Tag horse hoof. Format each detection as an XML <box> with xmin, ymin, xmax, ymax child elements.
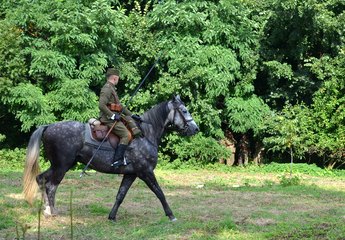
<box><xmin>108</xmin><ymin>217</ymin><xmax>116</xmax><ymax>222</ymax></box>
<box><xmin>43</xmin><ymin>206</ymin><xmax>52</xmax><ymax>217</ymax></box>
<box><xmin>169</xmin><ymin>217</ymin><xmax>177</xmax><ymax>222</ymax></box>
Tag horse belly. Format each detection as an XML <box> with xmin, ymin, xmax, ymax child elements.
<box><xmin>79</xmin><ymin>146</ymin><xmax>116</xmax><ymax>173</ymax></box>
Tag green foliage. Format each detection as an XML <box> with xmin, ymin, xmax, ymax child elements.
<box><xmin>158</xmin><ymin>162</ymin><xmax>345</xmax><ymax>178</ymax></box>
<box><xmin>147</xmin><ymin>0</ymin><xmax>262</xmax><ymax>137</ymax></box>
<box><xmin>278</xmin><ymin>174</ymin><xmax>302</xmax><ymax>186</ymax></box>
<box><xmin>247</xmin><ymin>162</ymin><xmax>344</xmax><ymax>177</ymax></box>
<box><xmin>0</xmin><ymin>0</ymin><xmax>124</xmax><ymax>132</ymax></box>
<box><xmin>225</xmin><ymin>95</ymin><xmax>271</xmax><ymax>134</ymax></box>
<box><xmin>161</xmin><ymin>133</ymin><xmax>232</xmax><ymax>167</ymax></box>
<box><xmin>6</xmin><ymin>83</ymin><xmax>56</xmax><ymax>131</ymax></box>
<box><xmin>0</xmin><ymin>148</ymin><xmax>27</xmax><ymax>170</ymax></box>
<box><xmin>307</xmin><ymin>55</ymin><xmax>345</xmax><ymax>162</ymax></box>
<box><xmin>263</xmin><ymin>53</ymin><xmax>345</xmax><ymax>165</ymax></box>
<box><xmin>0</xmin><ymin>148</ymin><xmax>49</xmax><ymax>171</ymax></box>
<box><xmin>257</xmin><ymin>0</ymin><xmax>344</xmax><ymax>107</ymax></box>
<box><xmin>46</xmin><ymin>79</ymin><xmax>98</xmax><ymax>122</ymax></box>
<box><xmin>0</xmin><ymin>0</ymin><xmax>344</xmax><ymax>166</ymax></box>
<box><xmin>264</xmin><ymin>104</ymin><xmax>314</xmax><ymax>159</ymax></box>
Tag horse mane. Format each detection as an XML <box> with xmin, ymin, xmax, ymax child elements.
<box><xmin>141</xmin><ymin>100</ymin><xmax>170</xmax><ymax>131</ymax></box>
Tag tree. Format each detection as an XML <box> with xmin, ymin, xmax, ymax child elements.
<box><xmin>0</xmin><ymin>0</ymin><xmax>126</xmax><ymax>134</ymax></box>
<box><xmin>1</xmin><ymin>0</ymin><xmax>343</xmax><ymax>166</ymax></box>
<box><xmin>142</xmin><ymin>0</ymin><xmax>271</xmax><ymax>163</ymax></box>
<box><xmin>256</xmin><ymin>0</ymin><xmax>344</xmax><ymax>108</ymax></box>
<box><xmin>307</xmin><ymin>55</ymin><xmax>345</xmax><ymax>167</ymax></box>
<box><xmin>264</xmin><ymin>104</ymin><xmax>314</xmax><ymax>166</ymax></box>
<box><xmin>255</xmin><ymin>0</ymin><xmax>345</xmax><ymax>166</ymax></box>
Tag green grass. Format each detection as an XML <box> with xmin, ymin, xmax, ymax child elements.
<box><xmin>0</xmin><ymin>167</ymin><xmax>345</xmax><ymax>239</ymax></box>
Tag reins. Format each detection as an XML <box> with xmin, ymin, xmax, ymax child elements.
<box><xmin>171</xmin><ymin>104</ymin><xmax>194</xmax><ymax>134</ymax></box>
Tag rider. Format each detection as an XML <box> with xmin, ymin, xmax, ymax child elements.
<box><xmin>99</xmin><ymin>68</ymin><xmax>142</xmax><ymax>168</ymax></box>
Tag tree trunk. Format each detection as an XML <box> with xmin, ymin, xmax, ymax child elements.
<box><xmin>239</xmin><ymin>134</ymin><xmax>249</xmax><ymax>166</ymax></box>
<box><xmin>290</xmin><ymin>146</ymin><xmax>293</xmax><ymax>177</ymax></box>
<box><xmin>253</xmin><ymin>141</ymin><xmax>264</xmax><ymax>165</ymax></box>
<box><xmin>327</xmin><ymin>160</ymin><xmax>336</xmax><ymax>169</ymax></box>
<box><xmin>227</xmin><ymin>145</ymin><xmax>236</xmax><ymax>166</ymax></box>
<box><xmin>219</xmin><ymin>130</ymin><xmax>236</xmax><ymax>166</ymax></box>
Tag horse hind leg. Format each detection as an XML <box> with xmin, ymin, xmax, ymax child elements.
<box><xmin>36</xmin><ymin>167</ymin><xmax>67</xmax><ymax>216</ymax></box>
<box><xmin>36</xmin><ymin>168</ymin><xmax>56</xmax><ymax>216</ymax></box>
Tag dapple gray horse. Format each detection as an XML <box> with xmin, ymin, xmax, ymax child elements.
<box><xmin>23</xmin><ymin>95</ymin><xmax>199</xmax><ymax>221</ymax></box>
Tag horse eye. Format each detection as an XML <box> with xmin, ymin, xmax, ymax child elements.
<box><xmin>182</xmin><ymin>109</ymin><xmax>187</xmax><ymax>114</ymax></box>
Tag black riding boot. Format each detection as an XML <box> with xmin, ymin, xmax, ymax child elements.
<box><xmin>111</xmin><ymin>144</ymin><xmax>130</xmax><ymax>168</ymax></box>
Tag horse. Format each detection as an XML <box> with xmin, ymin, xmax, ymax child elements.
<box><xmin>23</xmin><ymin>95</ymin><xmax>199</xmax><ymax>222</ymax></box>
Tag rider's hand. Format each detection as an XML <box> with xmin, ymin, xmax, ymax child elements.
<box><xmin>131</xmin><ymin>114</ymin><xmax>142</xmax><ymax>122</ymax></box>
<box><xmin>110</xmin><ymin>113</ymin><xmax>121</xmax><ymax>121</ymax></box>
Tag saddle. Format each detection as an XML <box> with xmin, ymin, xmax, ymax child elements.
<box><xmin>86</xmin><ymin>118</ymin><xmax>140</xmax><ymax>150</ymax></box>
<box><xmin>86</xmin><ymin>118</ymin><xmax>121</xmax><ymax>149</ymax></box>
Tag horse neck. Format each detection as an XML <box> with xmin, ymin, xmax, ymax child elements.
<box><xmin>141</xmin><ymin>101</ymin><xmax>170</xmax><ymax>145</ymax></box>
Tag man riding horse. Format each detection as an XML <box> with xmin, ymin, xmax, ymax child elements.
<box><xmin>98</xmin><ymin>68</ymin><xmax>142</xmax><ymax>168</ymax></box>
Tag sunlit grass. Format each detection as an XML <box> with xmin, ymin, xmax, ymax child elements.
<box><xmin>1</xmin><ymin>168</ymin><xmax>344</xmax><ymax>239</ymax></box>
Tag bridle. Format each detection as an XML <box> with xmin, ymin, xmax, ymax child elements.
<box><xmin>171</xmin><ymin>103</ymin><xmax>194</xmax><ymax>134</ymax></box>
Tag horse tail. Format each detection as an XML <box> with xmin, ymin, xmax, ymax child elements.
<box><xmin>23</xmin><ymin>125</ymin><xmax>48</xmax><ymax>205</ymax></box>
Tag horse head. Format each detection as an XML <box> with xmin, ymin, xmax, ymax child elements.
<box><xmin>167</xmin><ymin>95</ymin><xmax>199</xmax><ymax>136</ymax></box>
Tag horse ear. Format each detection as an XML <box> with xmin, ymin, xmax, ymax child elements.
<box><xmin>172</xmin><ymin>94</ymin><xmax>181</xmax><ymax>102</ymax></box>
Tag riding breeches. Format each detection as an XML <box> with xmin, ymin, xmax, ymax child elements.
<box><xmin>105</xmin><ymin>121</ymin><xmax>131</xmax><ymax>145</ymax></box>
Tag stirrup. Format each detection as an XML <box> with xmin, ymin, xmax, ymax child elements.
<box><xmin>111</xmin><ymin>161</ymin><xmax>122</xmax><ymax>168</ymax></box>
<box><xmin>111</xmin><ymin>157</ymin><xmax>131</xmax><ymax>168</ymax></box>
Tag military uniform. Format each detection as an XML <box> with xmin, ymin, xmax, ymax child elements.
<box><xmin>98</xmin><ymin>81</ymin><xmax>132</xmax><ymax>145</ymax></box>
<box><xmin>98</xmin><ymin>68</ymin><xmax>142</xmax><ymax>168</ymax></box>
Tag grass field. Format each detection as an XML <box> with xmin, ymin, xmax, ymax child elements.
<box><xmin>1</xmin><ymin>167</ymin><xmax>345</xmax><ymax>239</ymax></box>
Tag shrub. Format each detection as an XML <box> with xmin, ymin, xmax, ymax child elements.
<box><xmin>0</xmin><ymin>148</ymin><xmax>49</xmax><ymax>171</ymax></box>
<box><xmin>279</xmin><ymin>174</ymin><xmax>302</xmax><ymax>186</ymax></box>
<box><xmin>0</xmin><ymin>148</ymin><xmax>26</xmax><ymax>171</ymax></box>
<box><xmin>162</xmin><ymin>133</ymin><xmax>232</xmax><ymax>166</ymax></box>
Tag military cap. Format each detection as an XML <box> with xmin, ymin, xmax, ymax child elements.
<box><xmin>106</xmin><ymin>68</ymin><xmax>120</xmax><ymax>77</ymax></box>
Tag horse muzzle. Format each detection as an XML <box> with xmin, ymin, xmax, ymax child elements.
<box><xmin>181</xmin><ymin>122</ymin><xmax>199</xmax><ymax>136</ymax></box>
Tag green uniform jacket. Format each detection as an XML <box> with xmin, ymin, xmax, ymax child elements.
<box><xmin>98</xmin><ymin>81</ymin><xmax>132</xmax><ymax>123</ymax></box>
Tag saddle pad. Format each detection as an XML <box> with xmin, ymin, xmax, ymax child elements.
<box><xmin>84</xmin><ymin>124</ymin><xmax>114</xmax><ymax>151</ymax></box>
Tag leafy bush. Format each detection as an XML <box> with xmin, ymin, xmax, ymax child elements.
<box><xmin>161</xmin><ymin>133</ymin><xmax>232</xmax><ymax>167</ymax></box>
<box><xmin>0</xmin><ymin>148</ymin><xmax>26</xmax><ymax>171</ymax></box>
<box><xmin>279</xmin><ymin>174</ymin><xmax>302</xmax><ymax>186</ymax></box>
<box><xmin>158</xmin><ymin>161</ymin><xmax>345</xmax><ymax>178</ymax></box>
<box><xmin>0</xmin><ymin>148</ymin><xmax>49</xmax><ymax>171</ymax></box>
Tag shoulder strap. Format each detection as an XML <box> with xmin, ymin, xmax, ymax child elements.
<box><xmin>109</xmin><ymin>85</ymin><xmax>120</xmax><ymax>104</ymax></box>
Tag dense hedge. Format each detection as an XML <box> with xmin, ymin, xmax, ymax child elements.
<box><xmin>0</xmin><ymin>0</ymin><xmax>344</xmax><ymax>167</ymax></box>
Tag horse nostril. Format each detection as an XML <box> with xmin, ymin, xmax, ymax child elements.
<box><xmin>195</xmin><ymin>127</ymin><xmax>199</xmax><ymax>132</ymax></box>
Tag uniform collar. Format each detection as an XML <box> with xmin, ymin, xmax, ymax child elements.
<box><xmin>107</xmin><ymin>81</ymin><xmax>116</xmax><ymax>88</ymax></box>
<box><xmin>107</xmin><ymin>81</ymin><xmax>115</xmax><ymax>87</ymax></box>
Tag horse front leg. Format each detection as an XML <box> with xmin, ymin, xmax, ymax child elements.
<box><xmin>139</xmin><ymin>171</ymin><xmax>176</xmax><ymax>221</ymax></box>
<box><xmin>108</xmin><ymin>174</ymin><xmax>136</xmax><ymax>221</ymax></box>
